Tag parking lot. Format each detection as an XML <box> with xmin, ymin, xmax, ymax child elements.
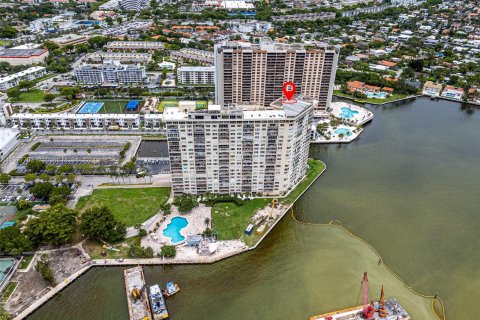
<box><xmin>137</xmin><ymin>159</ymin><xmax>170</xmax><ymax>175</ymax></box>
<box><xmin>2</xmin><ymin>135</ymin><xmax>141</xmax><ymax>173</ymax></box>
<box><xmin>0</xmin><ymin>184</ymin><xmax>30</xmax><ymax>197</ymax></box>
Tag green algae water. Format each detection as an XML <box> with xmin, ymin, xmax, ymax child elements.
<box><xmin>28</xmin><ymin>98</ymin><xmax>480</xmax><ymax>320</ymax></box>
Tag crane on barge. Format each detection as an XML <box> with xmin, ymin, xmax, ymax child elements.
<box><xmin>362</xmin><ymin>272</ymin><xmax>375</xmax><ymax>319</ymax></box>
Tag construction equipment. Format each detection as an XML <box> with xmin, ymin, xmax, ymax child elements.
<box><xmin>269</xmin><ymin>199</ymin><xmax>277</xmax><ymax>220</ymax></box>
<box><xmin>378</xmin><ymin>285</ymin><xmax>388</xmax><ymax>317</ymax></box>
<box><xmin>362</xmin><ymin>272</ymin><xmax>375</xmax><ymax>319</ymax></box>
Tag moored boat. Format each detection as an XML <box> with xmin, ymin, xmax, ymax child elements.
<box><xmin>149</xmin><ymin>284</ymin><xmax>169</xmax><ymax>319</ymax></box>
<box><xmin>163</xmin><ymin>282</ymin><xmax>180</xmax><ymax>297</ymax></box>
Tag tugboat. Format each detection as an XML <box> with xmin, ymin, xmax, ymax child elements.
<box><xmin>149</xmin><ymin>284</ymin><xmax>169</xmax><ymax>319</ymax></box>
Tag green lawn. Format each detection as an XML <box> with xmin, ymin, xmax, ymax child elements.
<box><xmin>10</xmin><ymin>89</ymin><xmax>45</xmax><ymax>102</ymax></box>
<box><xmin>18</xmin><ymin>255</ymin><xmax>34</xmax><ymax>269</ymax></box>
<box><xmin>1</xmin><ymin>282</ymin><xmax>17</xmax><ymax>302</ymax></box>
<box><xmin>333</xmin><ymin>90</ymin><xmax>408</xmax><ymax>104</ymax></box>
<box><xmin>76</xmin><ymin>187</ymin><xmax>171</xmax><ymax>227</ymax></box>
<box><xmin>83</xmin><ymin>237</ymin><xmax>139</xmax><ymax>259</ymax></box>
<box><xmin>282</xmin><ymin>159</ymin><xmax>326</xmax><ymax>205</ymax></box>
<box><xmin>212</xmin><ymin>198</ymin><xmax>271</xmax><ymax>240</ymax></box>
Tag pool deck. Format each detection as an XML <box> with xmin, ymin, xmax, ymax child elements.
<box><xmin>141</xmin><ymin>204</ymin><xmax>212</xmax><ymax>247</ymax></box>
<box><xmin>328</xmin><ymin>101</ymin><xmax>373</xmax><ymax>126</ymax></box>
<box><xmin>312</xmin><ymin>120</ymin><xmax>363</xmax><ymax>144</ymax></box>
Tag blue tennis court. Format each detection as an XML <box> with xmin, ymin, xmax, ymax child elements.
<box><xmin>78</xmin><ymin>102</ymin><xmax>104</xmax><ymax>114</ymax></box>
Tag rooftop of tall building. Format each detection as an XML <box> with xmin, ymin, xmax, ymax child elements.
<box><xmin>215</xmin><ymin>41</ymin><xmax>338</xmax><ymax>52</ymax></box>
<box><xmin>163</xmin><ymin>96</ymin><xmax>315</xmax><ymax>121</ymax></box>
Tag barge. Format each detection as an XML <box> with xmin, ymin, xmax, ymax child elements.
<box><xmin>124</xmin><ymin>266</ymin><xmax>152</xmax><ymax>320</ymax></box>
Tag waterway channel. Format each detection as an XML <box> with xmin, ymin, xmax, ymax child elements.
<box><xmin>28</xmin><ymin>97</ymin><xmax>480</xmax><ymax>320</ymax></box>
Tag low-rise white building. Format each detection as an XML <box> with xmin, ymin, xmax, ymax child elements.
<box><xmin>86</xmin><ymin>51</ymin><xmax>152</xmax><ymax>64</ymax></box>
<box><xmin>0</xmin><ymin>127</ymin><xmax>20</xmax><ymax>160</ymax></box>
<box><xmin>75</xmin><ymin>60</ymin><xmax>146</xmax><ymax>85</ymax></box>
<box><xmin>0</xmin><ymin>66</ymin><xmax>47</xmax><ymax>91</ymax></box>
<box><xmin>170</xmin><ymin>48</ymin><xmax>214</xmax><ymax>65</ymax></box>
<box><xmin>104</xmin><ymin>41</ymin><xmax>164</xmax><ymax>52</ymax></box>
<box><xmin>0</xmin><ymin>104</ymin><xmax>13</xmax><ymax>126</ymax></box>
<box><xmin>177</xmin><ymin>66</ymin><xmax>215</xmax><ymax>86</ymax></box>
<box><xmin>11</xmin><ymin>113</ymin><xmax>140</xmax><ymax>130</ymax></box>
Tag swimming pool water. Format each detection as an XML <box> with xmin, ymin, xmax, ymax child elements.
<box><xmin>339</xmin><ymin>107</ymin><xmax>359</xmax><ymax>119</ymax></box>
<box><xmin>0</xmin><ymin>258</ymin><xmax>15</xmax><ymax>286</ymax></box>
<box><xmin>367</xmin><ymin>92</ymin><xmax>387</xmax><ymax>99</ymax></box>
<box><xmin>162</xmin><ymin>217</ymin><xmax>188</xmax><ymax>244</ymax></box>
<box><xmin>334</xmin><ymin>128</ymin><xmax>352</xmax><ymax>136</ymax></box>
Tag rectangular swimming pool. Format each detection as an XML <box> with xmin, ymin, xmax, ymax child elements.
<box><xmin>0</xmin><ymin>258</ymin><xmax>15</xmax><ymax>287</ymax></box>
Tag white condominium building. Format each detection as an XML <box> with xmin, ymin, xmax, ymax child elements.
<box><xmin>86</xmin><ymin>51</ymin><xmax>153</xmax><ymax>64</ymax></box>
<box><xmin>104</xmin><ymin>41</ymin><xmax>164</xmax><ymax>52</ymax></box>
<box><xmin>165</xmin><ymin>97</ymin><xmax>315</xmax><ymax>196</ymax></box>
<box><xmin>11</xmin><ymin>113</ymin><xmax>140</xmax><ymax>130</ymax></box>
<box><xmin>0</xmin><ymin>66</ymin><xmax>47</xmax><ymax>91</ymax></box>
<box><xmin>120</xmin><ymin>0</ymin><xmax>148</xmax><ymax>10</ymax></box>
<box><xmin>214</xmin><ymin>41</ymin><xmax>339</xmax><ymax>111</ymax></box>
<box><xmin>75</xmin><ymin>60</ymin><xmax>146</xmax><ymax>85</ymax></box>
<box><xmin>177</xmin><ymin>66</ymin><xmax>215</xmax><ymax>86</ymax></box>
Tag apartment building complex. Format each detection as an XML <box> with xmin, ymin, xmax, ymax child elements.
<box><xmin>214</xmin><ymin>42</ymin><xmax>339</xmax><ymax>111</ymax></box>
<box><xmin>177</xmin><ymin>66</ymin><xmax>215</xmax><ymax>86</ymax></box>
<box><xmin>11</xmin><ymin>113</ymin><xmax>140</xmax><ymax>130</ymax></box>
<box><xmin>104</xmin><ymin>41</ymin><xmax>164</xmax><ymax>52</ymax></box>
<box><xmin>165</xmin><ymin>97</ymin><xmax>315</xmax><ymax>196</ymax></box>
<box><xmin>86</xmin><ymin>51</ymin><xmax>152</xmax><ymax>64</ymax></box>
<box><xmin>0</xmin><ymin>66</ymin><xmax>47</xmax><ymax>91</ymax></box>
<box><xmin>74</xmin><ymin>60</ymin><xmax>146</xmax><ymax>85</ymax></box>
<box><xmin>170</xmin><ymin>48</ymin><xmax>214</xmax><ymax>65</ymax></box>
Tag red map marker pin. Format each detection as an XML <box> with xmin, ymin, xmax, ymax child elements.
<box><xmin>282</xmin><ymin>82</ymin><xmax>296</xmax><ymax>101</ymax></box>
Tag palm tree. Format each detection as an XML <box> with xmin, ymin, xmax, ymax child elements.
<box><xmin>204</xmin><ymin>217</ymin><xmax>210</xmax><ymax>229</ymax></box>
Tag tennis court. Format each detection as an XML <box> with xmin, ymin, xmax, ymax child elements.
<box><xmin>100</xmin><ymin>100</ymin><xmax>129</xmax><ymax>113</ymax></box>
<box><xmin>78</xmin><ymin>102</ymin><xmax>104</xmax><ymax>114</ymax></box>
<box><xmin>157</xmin><ymin>100</ymin><xmax>179</xmax><ymax>112</ymax></box>
<box><xmin>196</xmin><ymin>100</ymin><xmax>208</xmax><ymax>110</ymax></box>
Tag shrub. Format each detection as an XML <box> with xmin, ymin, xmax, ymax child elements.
<box><xmin>128</xmin><ymin>238</ymin><xmax>154</xmax><ymax>258</ymax></box>
<box><xmin>173</xmin><ymin>194</ymin><xmax>198</xmax><ymax>213</ymax></box>
<box><xmin>138</xmin><ymin>228</ymin><xmax>147</xmax><ymax>237</ymax></box>
<box><xmin>31</xmin><ymin>142</ymin><xmax>41</xmax><ymax>151</ymax></box>
<box><xmin>18</xmin><ymin>154</ymin><xmax>29</xmax><ymax>164</ymax></box>
<box><xmin>35</xmin><ymin>254</ymin><xmax>55</xmax><ymax>286</ymax></box>
<box><xmin>203</xmin><ymin>195</ymin><xmax>244</xmax><ymax>207</ymax></box>
<box><xmin>160</xmin><ymin>245</ymin><xmax>176</xmax><ymax>258</ymax></box>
